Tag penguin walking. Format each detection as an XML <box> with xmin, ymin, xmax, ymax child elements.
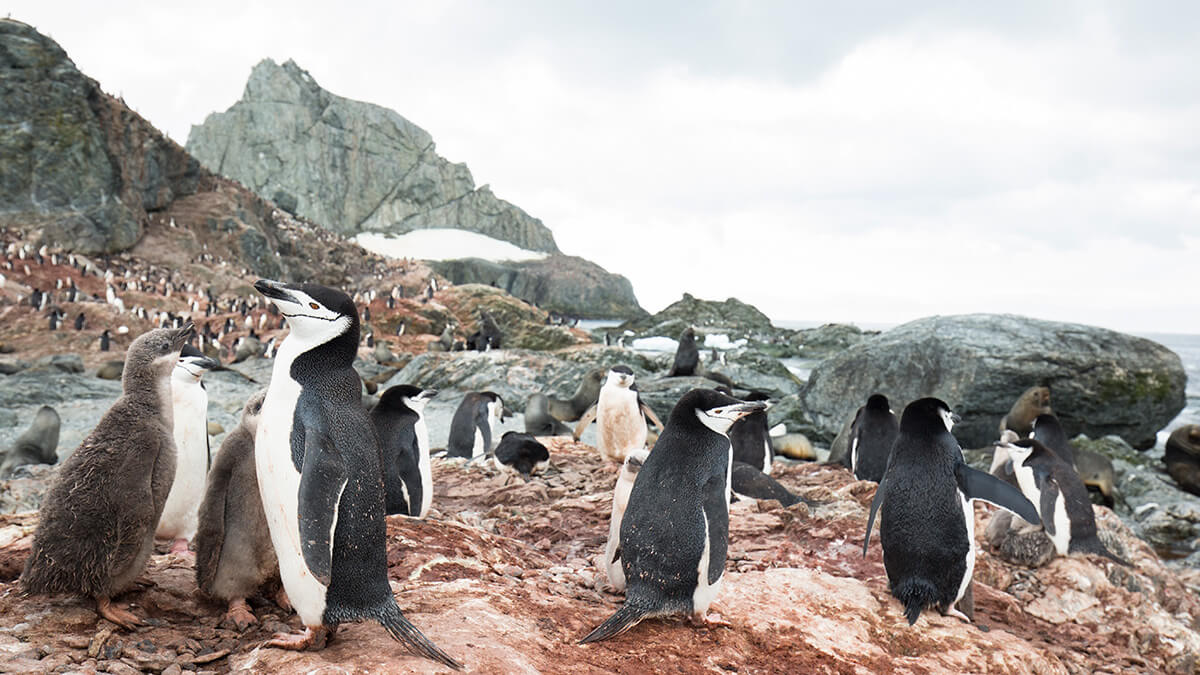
<box><xmin>252</xmin><ymin>280</ymin><xmax>459</xmax><ymax>667</ymax></box>
<box><xmin>369</xmin><ymin>385</ymin><xmax>438</xmax><ymax>518</ymax></box>
<box><xmin>195</xmin><ymin>390</ymin><xmax>288</xmax><ymax>630</ymax></box>
<box><xmin>157</xmin><ymin>345</ymin><xmax>219</xmax><ymax>553</ymax></box>
<box><xmin>581</xmin><ymin>389</ymin><xmax>766</xmax><ymax>643</ymax></box>
<box><xmin>848</xmin><ymin>394</ymin><xmax>900</xmax><ymax>482</ymax></box>
<box><xmin>863</xmin><ymin>398</ymin><xmax>1039</xmax><ymax>625</ymax></box>
<box><xmin>22</xmin><ymin>325</ymin><xmax>194</xmax><ymax>628</ymax></box>
<box><xmin>573</xmin><ymin>366</ymin><xmax>665</xmax><ymax>463</ymax></box>
<box><xmin>603</xmin><ymin>448</ymin><xmax>649</xmax><ymax>592</ymax></box>
<box><xmin>446</xmin><ymin>391</ymin><xmax>506</xmax><ymax>459</ymax></box>
<box><xmin>492</xmin><ymin>432</ymin><xmax>550</xmax><ymax>480</ymax></box>
<box><xmin>1002</xmin><ymin>438</ymin><xmax>1131</xmax><ymax>566</ymax></box>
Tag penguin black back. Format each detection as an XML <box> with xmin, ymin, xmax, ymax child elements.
<box><xmin>850</xmin><ymin>393</ymin><xmax>900</xmax><ymax>483</ymax></box>
<box><xmin>370</xmin><ymin>384</ymin><xmax>437</xmax><ymax>517</ymax></box>
<box><xmin>1030</xmin><ymin>413</ymin><xmax>1075</xmax><ymax>467</ymax></box>
<box><xmin>493</xmin><ymin>431</ymin><xmax>550</xmax><ymax>478</ymax></box>
<box><xmin>729</xmin><ymin>391</ymin><xmax>773</xmax><ymax>474</ymax></box>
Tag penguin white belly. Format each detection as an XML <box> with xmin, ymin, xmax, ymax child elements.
<box><xmin>1049</xmin><ymin>494</ymin><xmax>1071</xmax><ymax>555</ymax></box>
<box><xmin>414</xmin><ymin>416</ymin><xmax>433</xmax><ymax>518</ymax></box>
<box><xmin>256</xmin><ymin>368</ymin><xmax>328</xmax><ymax>627</ymax></box>
<box><xmin>762</xmin><ymin>438</ymin><xmax>772</xmax><ymax>475</ymax></box>
<box><xmin>850</xmin><ymin>437</ymin><xmax>859</xmax><ymax>474</ymax></box>
<box><xmin>472</xmin><ymin>428</ymin><xmax>485</xmax><ymax>458</ymax></box>
<box><xmin>597</xmin><ymin>389</ymin><xmax>645</xmax><ymax>462</ymax></box>
<box><xmin>605</xmin><ymin>467</ymin><xmax>637</xmax><ymax>590</ymax></box>
<box><xmin>157</xmin><ymin>382</ymin><xmax>208</xmax><ymax>540</ymax></box>
<box><xmin>953</xmin><ymin>491</ymin><xmax>976</xmax><ymax>608</ymax></box>
<box><xmin>692</xmin><ymin>443</ymin><xmax>732</xmax><ymax>616</ymax></box>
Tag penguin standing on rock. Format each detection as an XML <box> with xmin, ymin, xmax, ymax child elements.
<box><xmin>22</xmin><ymin>324</ymin><xmax>194</xmax><ymax>628</ymax></box>
<box><xmin>603</xmin><ymin>448</ymin><xmax>650</xmax><ymax>592</ymax></box>
<box><xmin>573</xmin><ymin>366</ymin><xmax>664</xmax><ymax>463</ymax></box>
<box><xmin>252</xmin><ymin>280</ymin><xmax>459</xmax><ymax>668</ymax></box>
<box><xmin>370</xmin><ymin>385</ymin><xmax>438</xmax><ymax>517</ymax></box>
<box><xmin>446</xmin><ymin>391</ymin><xmax>506</xmax><ymax>459</ymax></box>
<box><xmin>157</xmin><ymin>344</ymin><xmax>219</xmax><ymax>553</ymax></box>
<box><xmin>848</xmin><ymin>394</ymin><xmax>900</xmax><ymax>483</ymax></box>
<box><xmin>863</xmin><ymin>398</ymin><xmax>1039</xmax><ymax>625</ymax></box>
<box><xmin>580</xmin><ymin>389</ymin><xmax>766</xmax><ymax>643</ymax></box>
<box><xmin>728</xmin><ymin>391</ymin><xmax>774</xmax><ymax>475</ymax></box>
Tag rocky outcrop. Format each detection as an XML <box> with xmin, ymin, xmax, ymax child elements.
<box><xmin>432</xmin><ymin>284</ymin><xmax>590</xmax><ymax>351</ymax></box>
<box><xmin>186</xmin><ymin>59</ymin><xmax>559</xmax><ymax>253</ymax></box>
<box><xmin>619</xmin><ymin>292</ymin><xmax>775</xmax><ymax>338</ymax></box>
<box><xmin>431</xmin><ymin>255</ymin><xmax>644</xmax><ymax>319</ymax></box>
<box><xmin>802</xmin><ymin>314</ymin><xmax>1186</xmax><ymax>449</ymax></box>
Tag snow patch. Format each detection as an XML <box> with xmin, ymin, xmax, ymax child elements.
<box><xmin>703</xmin><ymin>333</ymin><xmax>747</xmax><ymax>350</ymax></box>
<box><xmin>353</xmin><ymin>229</ymin><xmax>548</xmax><ymax>263</ymax></box>
<box><xmin>631</xmin><ymin>336</ymin><xmax>678</xmax><ymax>353</ymax></box>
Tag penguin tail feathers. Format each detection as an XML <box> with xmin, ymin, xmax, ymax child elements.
<box><xmin>1073</xmin><ymin>537</ymin><xmax>1133</xmax><ymax>568</ymax></box>
<box><xmin>579</xmin><ymin>603</ymin><xmax>648</xmax><ymax>644</ymax></box>
<box><xmin>376</xmin><ymin>603</ymin><xmax>463</xmax><ymax>670</ymax></box>
<box><xmin>893</xmin><ymin>578</ymin><xmax>940</xmax><ymax>626</ymax></box>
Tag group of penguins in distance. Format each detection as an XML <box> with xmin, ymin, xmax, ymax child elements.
<box><xmin>16</xmin><ymin>280</ymin><xmax>1134</xmax><ymax>670</ymax></box>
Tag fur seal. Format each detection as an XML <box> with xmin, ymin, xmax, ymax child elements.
<box><xmin>195</xmin><ymin>390</ymin><xmax>286</xmax><ymax>630</ymax></box>
<box><xmin>1074</xmin><ymin>448</ymin><xmax>1116</xmax><ymax>507</ymax></box>
<box><xmin>22</xmin><ymin>325</ymin><xmax>194</xmax><ymax>629</ymax></box>
<box><xmin>492</xmin><ymin>431</ymin><xmax>550</xmax><ymax>479</ymax></box>
<box><xmin>370</xmin><ymin>385</ymin><xmax>438</xmax><ymax>517</ymax></box>
<box><xmin>848</xmin><ymin>394</ymin><xmax>900</xmax><ymax>482</ymax></box>
<box><xmin>524</xmin><ymin>393</ymin><xmax>573</xmax><ymax>435</ymax></box>
<box><xmin>1165</xmin><ymin>424</ymin><xmax>1200</xmax><ymax>497</ymax></box>
<box><xmin>667</xmin><ymin>326</ymin><xmax>699</xmax><ymax>377</ymax></box>
<box><xmin>0</xmin><ymin>405</ymin><xmax>60</xmax><ymax>478</ymax></box>
<box><xmin>252</xmin><ymin>280</ymin><xmax>459</xmax><ymax>667</ymax></box>
<box><xmin>573</xmin><ymin>366</ymin><xmax>665</xmax><ymax>463</ymax></box>
<box><xmin>157</xmin><ymin>345</ymin><xmax>219</xmax><ymax>552</ymax></box>
<box><xmin>547</xmin><ymin>368</ymin><xmax>605</xmax><ymax>422</ymax></box>
<box><xmin>581</xmin><ymin>390</ymin><xmax>766</xmax><ymax>643</ymax></box>
<box><xmin>999</xmin><ymin>386</ymin><xmax>1052</xmax><ymax>437</ymax></box>
<box><xmin>863</xmin><ymin>398</ymin><xmax>1038</xmax><ymax>625</ymax></box>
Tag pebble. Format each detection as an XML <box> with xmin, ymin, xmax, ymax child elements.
<box><xmin>162</xmin><ymin>664</ymin><xmax>183</xmax><ymax>675</ymax></box>
<box><xmin>101</xmin><ymin>661</ymin><xmax>140</xmax><ymax>675</ymax></box>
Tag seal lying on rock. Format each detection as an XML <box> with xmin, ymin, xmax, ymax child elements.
<box><xmin>0</xmin><ymin>405</ymin><xmax>60</xmax><ymax>478</ymax></box>
<box><xmin>1164</xmin><ymin>425</ymin><xmax>1200</xmax><ymax>497</ymax></box>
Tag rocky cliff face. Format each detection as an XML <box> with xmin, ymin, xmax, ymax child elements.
<box><xmin>186</xmin><ymin>59</ymin><xmax>559</xmax><ymax>253</ymax></box>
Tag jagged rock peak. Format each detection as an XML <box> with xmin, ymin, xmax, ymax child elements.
<box><xmin>187</xmin><ymin>58</ymin><xmax>560</xmax><ymax>254</ymax></box>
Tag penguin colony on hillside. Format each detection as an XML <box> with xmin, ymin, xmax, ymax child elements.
<box><xmin>7</xmin><ymin>265</ymin><xmax>1148</xmax><ymax>668</ymax></box>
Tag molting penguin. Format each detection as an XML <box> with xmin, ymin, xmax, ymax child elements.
<box><xmin>728</xmin><ymin>392</ymin><xmax>774</xmax><ymax>475</ymax></box>
<box><xmin>524</xmin><ymin>393</ymin><xmax>573</xmax><ymax>436</ymax></box>
<box><xmin>999</xmin><ymin>386</ymin><xmax>1052</xmax><ymax>437</ymax></box>
<box><xmin>667</xmin><ymin>326</ymin><xmax>699</xmax><ymax>377</ymax></box>
<box><xmin>849</xmin><ymin>394</ymin><xmax>900</xmax><ymax>483</ymax></box>
<box><xmin>0</xmin><ymin>405</ymin><xmax>60</xmax><ymax>478</ymax></box>
<box><xmin>603</xmin><ymin>448</ymin><xmax>650</xmax><ymax>592</ymax></box>
<box><xmin>581</xmin><ymin>390</ymin><xmax>766</xmax><ymax>643</ymax></box>
<box><xmin>863</xmin><ymin>398</ymin><xmax>1039</xmax><ymax>625</ymax></box>
<box><xmin>446</xmin><ymin>391</ymin><xmax>506</xmax><ymax>459</ymax></box>
<box><xmin>157</xmin><ymin>344</ymin><xmax>219</xmax><ymax>553</ymax></box>
<box><xmin>492</xmin><ymin>431</ymin><xmax>550</xmax><ymax>480</ymax></box>
<box><xmin>1003</xmin><ymin>438</ymin><xmax>1131</xmax><ymax>566</ymax></box>
<box><xmin>22</xmin><ymin>324</ymin><xmax>194</xmax><ymax>629</ymax></box>
<box><xmin>195</xmin><ymin>390</ymin><xmax>286</xmax><ymax>630</ymax></box>
<box><xmin>252</xmin><ymin>280</ymin><xmax>459</xmax><ymax>667</ymax></box>
<box><xmin>369</xmin><ymin>385</ymin><xmax>438</xmax><ymax>517</ymax></box>
<box><xmin>573</xmin><ymin>366</ymin><xmax>665</xmax><ymax>463</ymax></box>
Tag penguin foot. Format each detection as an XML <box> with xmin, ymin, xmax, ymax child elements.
<box><xmin>96</xmin><ymin>596</ymin><xmax>141</xmax><ymax>630</ymax></box>
<box><xmin>689</xmin><ymin>611</ymin><xmax>732</xmax><ymax>629</ymax></box>
<box><xmin>941</xmin><ymin>607</ymin><xmax>972</xmax><ymax>624</ymax></box>
<box><xmin>274</xmin><ymin>587</ymin><xmax>293</xmax><ymax>613</ymax></box>
<box><xmin>169</xmin><ymin>538</ymin><xmax>193</xmax><ymax>556</ymax></box>
<box><xmin>266</xmin><ymin>625</ymin><xmax>330</xmax><ymax>651</ymax></box>
<box><xmin>220</xmin><ymin>599</ymin><xmax>258</xmax><ymax>631</ymax></box>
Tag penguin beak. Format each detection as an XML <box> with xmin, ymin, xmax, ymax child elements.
<box><xmin>421</xmin><ymin>389</ymin><xmax>439</xmax><ymax>400</ymax></box>
<box><xmin>183</xmin><ymin>354</ymin><xmax>220</xmax><ymax>371</ymax></box>
<box><xmin>171</xmin><ymin>323</ymin><xmax>195</xmax><ymax>351</ymax></box>
<box><xmin>707</xmin><ymin>401</ymin><xmax>768</xmax><ymax>421</ymax></box>
<box><xmin>950</xmin><ymin>412</ymin><xmax>962</xmax><ymax>425</ymax></box>
<box><xmin>254</xmin><ymin>279</ymin><xmax>299</xmax><ymax>305</ymax></box>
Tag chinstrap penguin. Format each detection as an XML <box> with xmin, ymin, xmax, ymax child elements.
<box><xmin>728</xmin><ymin>391</ymin><xmax>774</xmax><ymax>475</ymax></box>
<box><xmin>157</xmin><ymin>344</ymin><xmax>219</xmax><ymax>553</ymax></box>
<box><xmin>730</xmin><ymin>461</ymin><xmax>803</xmax><ymax>507</ymax></box>
<box><xmin>863</xmin><ymin>398</ymin><xmax>1039</xmax><ymax>625</ymax></box>
<box><xmin>580</xmin><ymin>389</ymin><xmax>766</xmax><ymax>643</ymax></box>
<box><xmin>370</xmin><ymin>385</ymin><xmax>438</xmax><ymax>517</ymax></box>
<box><xmin>573</xmin><ymin>366</ymin><xmax>664</xmax><ymax>463</ymax></box>
<box><xmin>252</xmin><ymin>279</ymin><xmax>459</xmax><ymax>668</ymax></box>
<box><xmin>849</xmin><ymin>394</ymin><xmax>900</xmax><ymax>483</ymax></box>
<box><xmin>603</xmin><ymin>448</ymin><xmax>650</xmax><ymax>592</ymax></box>
<box><xmin>22</xmin><ymin>324</ymin><xmax>194</xmax><ymax>629</ymax></box>
<box><xmin>446</xmin><ymin>391</ymin><xmax>507</xmax><ymax>459</ymax></box>
<box><xmin>492</xmin><ymin>431</ymin><xmax>550</xmax><ymax>480</ymax></box>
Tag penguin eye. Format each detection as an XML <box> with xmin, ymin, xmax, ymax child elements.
<box><xmin>309</xmin><ymin>302</ymin><xmax>320</xmax><ymax>310</ymax></box>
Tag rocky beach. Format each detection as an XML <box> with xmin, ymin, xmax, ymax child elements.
<box><xmin>1</xmin><ymin>17</ymin><xmax>1198</xmax><ymax>674</ymax></box>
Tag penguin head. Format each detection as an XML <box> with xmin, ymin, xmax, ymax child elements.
<box><xmin>254</xmin><ymin>279</ymin><xmax>357</xmax><ymax>348</ymax></box>
<box><xmin>680</xmin><ymin>388</ymin><xmax>768</xmax><ymax>436</ymax></box>
<box><xmin>125</xmin><ymin>324</ymin><xmax>195</xmax><ymax>385</ymax></box>
<box><xmin>1030</xmin><ymin>413</ymin><xmax>1061</xmax><ymax>436</ymax></box>
<box><xmin>606</xmin><ymin>365</ymin><xmax>635</xmax><ymax>389</ymax></box>
<box><xmin>241</xmin><ymin>389</ymin><xmax>268</xmax><ymax>431</ymax></box>
<box><xmin>380</xmin><ymin>384</ymin><xmax>438</xmax><ymax>412</ymax></box>
<box><xmin>174</xmin><ymin>343</ymin><xmax>219</xmax><ymax>380</ymax></box>
<box><xmin>899</xmin><ymin>397</ymin><xmax>959</xmax><ymax>435</ymax></box>
<box><xmin>480</xmin><ymin>392</ymin><xmax>508</xmax><ymax>420</ymax></box>
<box><xmin>1002</xmin><ymin>438</ymin><xmax>1052</xmax><ymax>467</ymax></box>
<box><xmin>865</xmin><ymin>393</ymin><xmax>890</xmax><ymax>411</ymax></box>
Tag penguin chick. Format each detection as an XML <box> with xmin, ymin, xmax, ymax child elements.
<box><xmin>581</xmin><ymin>390</ymin><xmax>766</xmax><ymax>643</ymax></box>
<box><xmin>21</xmin><ymin>324</ymin><xmax>194</xmax><ymax>629</ymax></box>
<box><xmin>195</xmin><ymin>390</ymin><xmax>284</xmax><ymax>630</ymax></box>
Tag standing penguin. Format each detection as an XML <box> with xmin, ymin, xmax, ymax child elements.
<box><xmin>581</xmin><ymin>390</ymin><xmax>766</xmax><ymax>643</ymax></box>
<box><xmin>728</xmin><ymin>391</ymin><xmax>774</xmax><ymax>475</ymax></box>
<box><xmin>446</xmin><ymin>391</ymin><xmax>506</xmax><ymax>459</ymax></box>
<box><xmin>667</xmin><ymin>326</ymin><xmax>699</xmax><ymax>377</ymax></box>
<box><xmin>369</xmin><ymin>385</ymin><xmax>438</xmax><ymax>517</ymax></box>
<box><xmin>1002</xmin><ymin>438</ymin><xmax>1130</xmax><ymax>566</ymax></box>
<box><xmin>195</xmin><ymin>390</ymin><xmax>286</xmax><ymax>630</ymax></box>
<box><xmin>573</xmin><ymin>366</ymin><xmax>665</xmax><ymax>463</ymax></box>
<box><xmin>157</xmin><ymin>344</ymin><xmax>219</xmax><ymax>553</ymax></box>
<box><xmin>863</xmin><ymin>398</ymin><xmax>1039</xmax><ymax>625</ymax></box>
<box><xmin>22</xmin><ymin>325</ymin><xmax>194</xmax><ymax>628</ymax></box>
<box><xmin>252</xmin><ymin>280</ymin><xmax>459</xmax><ymax>667</ymax></box>
<box><xmin>603</xmin><ymin>448</ymin><xmax>650</xmax><ymax>592</ymax></box>
<box><xmin>849</xmin><ymin>394</ymin><xmax>900</xmax><ymax>483</ymax></box>
<box><xmin>492</xmin><ymin>431</ymin><xmax>550</xmax><ymax>480</ymax></box>
<box><xmin>1030</xmin><ymin>413</ymin><xmax>1075</xmax><ymax>467</ymax></box>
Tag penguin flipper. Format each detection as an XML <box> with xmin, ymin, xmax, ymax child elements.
<box><xmin>863</xmin><ymin>477</ymin><xmax>886</xmax><ymax>557</ymax></box>
<box><xmin>955</xmin><ymin>463</ymin><xmax>1040</xmax><ymax>525</ymax></box>
<box><xmin>1038</xmin><ymin>474</ymin><xmax>1060</xmax><ymax>536</ymax></box>
<box><xmin>639</xmin><ymin>402</ymin><xmax>665</xmax><ymax>433</ymax></box>
<box><xmin>297</xmin><ymin>428</ymin><xmax>348</xmax><ymax>587</ymax></box>
<box><xmin>573</xmin><ymin>404</ymin><xmax>598</xmax><ymax>441</ymax></box>
<box><xmin>579</xmin><ymin>603</ymin><xmax>650</xmax><ymax>644</ymax></box>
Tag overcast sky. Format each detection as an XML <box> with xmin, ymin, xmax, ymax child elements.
<box><xmin>11</xmin><ymin>2</ymin><xmax>1200</xmax><ymax>333</ymax></box>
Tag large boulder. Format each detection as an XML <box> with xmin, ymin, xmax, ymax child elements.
<box><xmin>802</xmin><ymin>314</ymin><xmax>1186</xmax><ymax>449</ymax></box>
<box><xmin>619</xmin><ymin>292</ymin><xmax>775</xmax><ymax>339</ymax></box>
<box><xmin>186</xmin><ymin>59</ymin><xmax>558</xmax><ymax>253</ymax></box>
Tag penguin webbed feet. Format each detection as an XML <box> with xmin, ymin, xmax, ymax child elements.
<box><xmin>220</xmin><ymin>598</ymin><xmax>258</xmax><ymax>631</ymax></box>
<box><xmin>265</xmin><ymin>625</ymin><xmax>332</xmax><ymax>651</ymax></box>
<box><xmin>96</xmin><ymin>595</ymin><xmax>142</xmax><ymax>631</ymax></box>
